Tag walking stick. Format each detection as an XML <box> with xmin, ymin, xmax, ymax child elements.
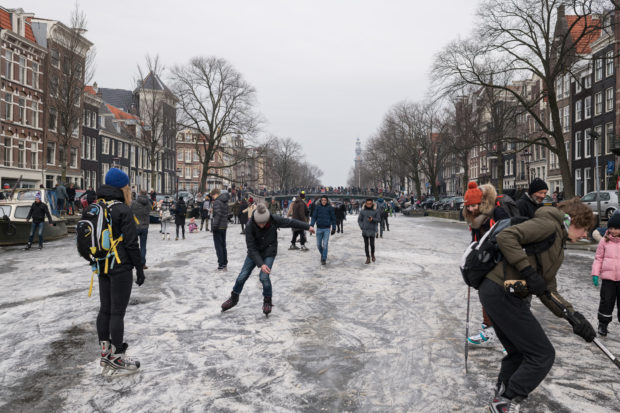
<box><xmin>546</xmin><ymin>292</ymin><xmax>620</xmax><ymax>370</ymax></box>
<box><xmin>465</xmin><ymin>286</ymin><xmax>471</xmax><ymax>374</ymax></box>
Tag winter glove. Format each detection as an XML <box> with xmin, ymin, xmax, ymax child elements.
<box><xmin>519</xmin><ymin>266</ymin><xmax>547</xmax><ymax>296</ymax></box>
<box><xmin>136</xmin><ymin>267</ymin><xmax>145</xmax><ymax>286</ymax></box>
<box><xmin>331</xmin><ymin>228</ymin><xmax>336</xmax><ymax>236</ymax></box>
<box><xmin>568</xmin><ymin>311</ymin><xmax>596</xmax><ymax>342</ymax></box>
<box><xmin>592</xmin><ymin>275</ymin><xmax>599</xmax><ymax>287</ymax></box>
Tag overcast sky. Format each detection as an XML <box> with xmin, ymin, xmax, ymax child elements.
<box><xmin>16</xmin><ymin>0</ymin><xmax>478</xmax><ymax>186</ymax></box>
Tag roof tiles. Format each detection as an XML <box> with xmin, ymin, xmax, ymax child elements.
<box><xmin>106</xmin><ymin>104</ymin><xmax>138</xmax><ymax>121</ymax></box>
<box><xmin>566</xmin><ymin>15</ymin><xmax>601</xmax><ymax>54</ymax></box>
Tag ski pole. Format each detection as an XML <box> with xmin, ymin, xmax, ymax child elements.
<box><xmin>546</xmin><ymin>292</ymin><xmax>620</xmax><ymax>370</ymax></box>
<box><xmin>465</xmin><ymin>286</ymin><xmax>471</xmax><ymax>374</ymax></box>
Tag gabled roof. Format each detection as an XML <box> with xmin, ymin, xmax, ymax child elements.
<box><xmin>135</xmin><ymin>71</ymin><xmax>178</xmax><ymax>102</ymax></box>
<box><xmin>84</xmin><ymin>85</ymin><xmax>97</xmax><ymax>95</ymax></box>
<box><xmin>566</xmin><ymin>15</ymin><xmax>601</xmax><ymax>54</ymax></box>
<box><xmin>106</xmin><ymin>104</ymin><xmax>138</xmax><ymax>121</ymax></box>
<box><xmin>98</xmin><ymin>88</ymin><xmax>136</xmax><ymax>112</ymax></box>
<box><xmin>0</xmin><ymin>8</ymin><xmax>37</xmax><ymax>42</ymax></box>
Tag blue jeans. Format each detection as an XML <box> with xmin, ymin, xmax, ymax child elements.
<box><xmin>28</xmin><ymin>222</ymin><xmax>45</xmax><ymax>246</ymax></box>
<box><xmin>315</xmin><ymin>228</ymin><xmax>331</xmax><ymax>261</ymax></box>
<box><xmin>232</xmin><ymin>256</ymin><xmax>275</xmax><ymax>297</ymax></box>
<box><xmin>136</xmin><ymin>227</ymin><xmax>148</xmax><ymax>266</ymax></box>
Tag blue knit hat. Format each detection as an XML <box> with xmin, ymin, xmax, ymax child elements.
<box><xmin>105</xmin><ymin>168</ymin><xmax>129</xmax><ymax>188</ymax></box>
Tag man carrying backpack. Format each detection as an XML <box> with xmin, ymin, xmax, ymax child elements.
<box><xmin>481</xmin><ymin>198</ymin><xmax>596</xmax><ymax>412</ymax></box>
<box><xmin>93</xmin><ymin>168</ymin><xmax>144</xmax><ymax>375</ymax></box>
<box><xmin>516</xmin><ymin>178</ymin><xmax>548</xmax><ymax>218</ymax></box>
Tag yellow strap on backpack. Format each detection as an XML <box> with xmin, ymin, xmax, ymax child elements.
<box><xmin>88</xmin><ymin>270</ymin><xmax>95</xmax><ymax>297</ymax></box>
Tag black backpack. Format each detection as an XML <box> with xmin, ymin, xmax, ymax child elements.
<box><xmin>495</xmin><ymin>194</ymin><xmax>520</xmax><ymax>218</ymax></box>
<box><xmin>460</xmin><ymin>216</ymin><xmax>556</xmax><ymax>289</ymax></box>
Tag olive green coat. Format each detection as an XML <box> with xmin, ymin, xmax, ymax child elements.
<box><xmin>486</xmin><ymin>207</ymin><xmax>574</xmax><ymax>317</ymax></box>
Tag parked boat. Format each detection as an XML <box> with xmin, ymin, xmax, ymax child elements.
<box><xmin>0</xmin><ymin>189</ymin><xmax>68</xmax><ymax>246</ymax></box>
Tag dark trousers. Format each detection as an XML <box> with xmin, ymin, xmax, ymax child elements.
<box><xmin>337</xmin><ymin>219</ymin><xmax>344</xmax><ymax>233</ymax></box>
<box><xmin>598</xmin><ymin>279</ymin><xmax>620</xmax><ymax>324</ymax></box>
<box><xmin>363</xmin><ymin>235</ymin><xmax>375</xmax><ymax>257</ymax></box>
<box><xmin>384</xmin><ymin>216</ymin><xmax>389</xmax><ymax>230</ymax></box>
<box><xmin>136</xmin><ymin>227</ymin><xmax>148</xmax><ymax>266</ymax></box>
<box><xmin>176</xmin><ymin>224</ymin><xmax>185</xmax><ymax>238</ymax></box>
<box><xmin>240</xmin><ymin>223</ymin><xmax>245</xmax><ymax>233</ymax></box>
<box><xmin>213</xmin><ymin>229</ymin><xmax>228</xmax><ymax>267</ymax></box>
<box><xmin>97</xmin><ymin>269</ymin><xmax>133</xmax><ymax>349</ymax></box>
<box><xmin>478</xmin><ymin>279</ymin><xmax>555</xmax><ymax>399</ymax></box>
<box><xmin>200</xmin><ymin>216</ymin><xmax>209</xmax><ymax>231</ymax></box>
<box><xmin>292</xmin><ymin>229</ymin><xmax>306</xmax><ymax>245</ymax></box>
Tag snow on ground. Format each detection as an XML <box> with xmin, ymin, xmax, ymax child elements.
<box><xmin>0</xmin><ymin>214</ymin><xmax>619</xmax><ymax>412</ymax></box>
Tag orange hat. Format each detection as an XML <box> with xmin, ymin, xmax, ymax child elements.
<box><xmin>464</xmin><ymin>181</ymin><xmax>483</xmax><ymax>206</ymax></box>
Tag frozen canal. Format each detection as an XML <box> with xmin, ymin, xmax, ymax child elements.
<box><xmin>1</xmin><ymin>214</ymin><xmax>619</xmax><ymax>412</ymax></box>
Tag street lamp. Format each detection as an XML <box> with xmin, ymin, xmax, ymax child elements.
<box><xmin>589</xmin><ymin>130</ymin><xmax>602</xmax><ymax>226</ymax></box>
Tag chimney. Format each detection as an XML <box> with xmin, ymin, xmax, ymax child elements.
<box><xmin>93</xmin><ymin>82</ymin><xmax>98</xmax><ymax>93</ymax></box>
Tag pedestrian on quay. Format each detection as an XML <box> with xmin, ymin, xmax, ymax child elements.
<box><xmin>95</xmin><ymin>168</ymin><xmax>144</xmax><ymax>375</ymax></box>
<box><xmin>200</xmin><ymin>194</ymin><xmax>211</xmax><ymax>231</ymax></box>
<box><xmin>173</xmin><ymin>197</ymin><xmax>187</xmax><ymax>240</ymax></box>
<box><xmin>591</xmin><ymin>213</ymin><xmax>620</xmax><ymax>337</ymax></box>
<box><xmin>375</xmin><ymin>197</ymin><xmax>388</xmax><ymax>237</ymax></box>
<box><xmin>24</xmin><ymin>192</ymin><xmax>54</xmax><ymax>250</ymax></box>
<box><xmin>516</xmin><ymin>178</ymin><xmax>548</xmax><ymax>218</ymax></box>
<box><xmin>358</xmin><ymin>198</ymin><xmax>379</xmax><ymax>264</ymax></box>
<box><xmin>482</xmin><ymin>197</ymin><xmax>596</xmax><ymax>412</ymax></box>
<box><xmin>335</xmin><ymin>202</ymin><xmax>346</xmax><ymax>233</ymax></box>
<box><xmin>463</xmin><ymin>182</ymin><xmax>507</xmax><ymax>346</ymax></box>
<box><xmin>211</xmin><ymin>188</ymin><xmax>230</xmax><ymax>271</ymax></box>
<box><xmin>160</xmin><ymin>196</ymin><xmax>173</xmax><ymax>240</ymax></box>
<box><xmin>310</xmin><ymin>195</ymin><xmax>337</xmax><ymax>265</ymax></box>
<box><xmin>85</xmin><ymin>186</ymin><xmax>97</xmax><ymax>205</ymax></box>
<box><xmin>220</xmin><ymin>203</ymin><xmax>315</xmax><ymax>315</ymax></box>
<box><xmin>232</xmin><ymin>199</ymin><xmax>240</xmax><ymax>224</ymax></box>
<box><xmin>238</xmin><ymin>198</ymin><xmax>249</xmax><ymax>234</ymax></box>
<box><xmin>289</xmin><ymin>193</ymin><xmax>310</xmax><ymax>251</ymax></box>
<box><xmin>55</xmin><ymin>181</ymin><xmax>68</xmax><ymax>214</ymax></box>
<box><xmin>67</xmin><ymin>183</ymin><xmax>76</xmax><ymax>215</ymax></box>
<box><xmin>131</xmin><ymin>189</ymin><xmax>152</xmax><ymax>269</ymax></box>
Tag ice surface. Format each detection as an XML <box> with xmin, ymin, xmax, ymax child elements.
<box><xmin>0</xmin><ymin>215</ymin><xmax>618</xmax><ymax>412</ymax></box>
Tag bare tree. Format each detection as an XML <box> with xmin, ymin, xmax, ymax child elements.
<box><xmin>49</xmin><ymin>4</ymin><xmax>93</xmax><ymax>181</ymax></box>
<box><xmin>433</xmin><ymin>0</ymin><xmax>609</xmax><ymax>197</ymax></box>
<box><xmin>172</xmin><ymin>56</ymin><xmax>262</xmax><ymax>192</ymax></box>
<box><xmin>269</xmin><ymin>137</ymin><xmax>303</xmax><ymax>190</ymax></box>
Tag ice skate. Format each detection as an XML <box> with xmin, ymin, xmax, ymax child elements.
<box><xmin>24</xmin><ymin>242</ymin><xmax>31</xmax><ymax>250</ymax></box>
<box><xmin>162</xmin><ymin>234</ymin><xmax>165</xmax><ymax>240</ymax></box>
<box><xmin>598</xmin><ymin>322</ymin><xmax>608</xmax><ymax>337</ymax></box>
<box><xmin>262</xmin><ymin>297</ymin><xmax>272</xmax><ymax>316</ymax></box>
<box><xmin>300</xmin><ymin>245</ymin><xmax>309</xmax><ymax>251</ymax></box>
<box><xmin>221</xmin><ymin>292</ymin><xmax>239</xmax><ymax>312</ymax></box>
<box><xmin>467</xmin><ymin>324</ymin><xmax>496</xmax><ymax>345</ymax></box>
<box><xmin>99</xmin><ymin>340</ymin><xmax>111</xmax><ymax>368</ymax></box>
<box><xmin>487</xmin><ymin>394</ymin><xmax>522</xmax><ymax>413</ymax></box>
<box><xmin>289</xmin><ymin>243</ymin><xmax>299</xmax><ymax>250</ymax></box>
<box><xmin>371</xmin><ymin>255</ymin><xmax>375</xmax><ymax>262</ymax></box>
<box><xmin>101</xmin><ymin>343</ymin><xmax>140</xmax><ymax>376</ymax></box>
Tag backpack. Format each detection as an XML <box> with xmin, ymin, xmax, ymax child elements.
<box><xmin>495</xmin><ymin>194</ymin><xmax>520</xmax><ymax>218</ymax></box>
<box><xmin>76</xmin><ymin>200</ymin><xmax>124</xmax><ymax>295</ymax></box>
<box><xmin>460</xmin><ymin>216</ymin><xmax>556</xmax><ymax>289</ymax></box>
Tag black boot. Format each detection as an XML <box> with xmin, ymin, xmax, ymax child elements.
<box><xmin>24</xmin><ymin>242</ymin><xmax>32</xmax><ymax>250</ymax></box>
<box><xmin>598</xmin><ymin>322</ymin><xmax>608</xmax><ymax>337</ymax></box>
<box><xmin>221</xmin><ymin>292</ymin><xmax>239</xmax><ymax>312</ymax></box>
<box><xmin>262</xmin><ymin>297</ymin><xmax>272</xmax><ymax>315</ymax></box>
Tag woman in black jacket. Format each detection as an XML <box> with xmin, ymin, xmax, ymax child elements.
<box><xmin>173</xmin><ymin>197</ymin><xmax>187</xmax><ymax>240</ymax></box>
<box><xmin>95</xmin><ymin>168</ymin><xmax>144</xmax><ymax>376</ymax></box>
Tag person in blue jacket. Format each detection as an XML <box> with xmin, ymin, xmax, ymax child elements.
<box><xmin>310</xmin><ymin>195</ymin><xmax>337</xmax><ymax>265</ymax></box>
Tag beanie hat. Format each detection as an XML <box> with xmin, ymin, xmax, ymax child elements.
<box><xmin>464</xmin><ymin>182</ymin><xmax>483</xmax><ymax>206</ymax></box>
<box><xmin>253</xmin><ymin>203</ymin><xmax>270</xmax><ymax>224</ymax></box>
<box><xmin>105</xmin><ymin>168</ymin><xmax>129</xmax><ymax>188</ymax></box>
<box><xmin>608</xmin><ymin>213</ymin><xmax>620</xmax><ymax>229</ymax></box>
<box><xmin>35</xmin><ymin>192</ymin><xmax>41</xmax><ymax>201</ymax></box>
<box><xmin>248</xmin><ymin>197</ymin><xmax>254</xmax><ymax>203</ymax></box>
<box><xmin>528</xmin><ymin>178</ymin><xmax>549</xmax><ymax>195</ymax></box>
<box><xmin>300</xmin><ymin>191</ymin><xmax>305</xmax><ymax>199</ymax></box>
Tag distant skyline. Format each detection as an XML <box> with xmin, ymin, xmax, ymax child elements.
<box><xmin>15</xmin><ymin>0</ymin><xmax>478</xmax><ymax>186</ymax></box>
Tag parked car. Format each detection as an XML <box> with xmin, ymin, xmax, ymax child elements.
<box><xmin>433</xmin><ymin>197</ymin><xmax>453</xmax><ymax>210</ymax></box>
<box><xmin>419</xmin><ymin>197</ymin><xmax>435</xmax><ymax>209</ymax></box>
<box><xmin>448</xmin><ymin>196</ymin><xmax>465</xmax><ymax>210</ymax></box>
<box><xmin>581</xmin><ymin>190</ymin><xmax>619</xmax><ymax>219</ymax></box>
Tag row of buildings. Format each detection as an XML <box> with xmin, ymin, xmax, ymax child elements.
<box><xmin>1</xmin><ymin>6</ymin><xmax>271</xmax><ymax>195</ymax></box>
<box><xmin>437</xmin><ymin>8</ymin><xmax>620</xmax><ymax>198</ymax></box>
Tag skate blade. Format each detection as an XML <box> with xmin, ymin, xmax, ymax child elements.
<box><xmin>101</xmin><ymin>365</ymin><xmax>140</xmax><ymax>377</ymax></box>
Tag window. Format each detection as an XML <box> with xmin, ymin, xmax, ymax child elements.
<box><xmin>177</xmin><ymin>150</ymin><xmax>183</xmax><ymax>161</ymax></box>
<box><xmin>193</xmin><ymin>167</ymin><xmax>199</xmax><ymax>178</ymax></box>
<box><xmin>584</xmin><ymin>75</ymin><xmax>591</xmax><ymax>89</ymax></box>
<box><xmin>584</xmin><ymin>168</ymin><xmax>591</xmax><ymax>194</ymax></box>
<box><xmin>50</xmin><ymin>76</ymin><xmax>58</xmax><ymax>97</ymax></box>
<box><xmin>606</xmin><ymin>51</ymin><xmax>614</xmax><ymax>77</ymax></box>
<box><xmin>124</xmin><ymin>143</ymin><xmax>128</xmax><ymax>159</ymax></box>
<box><xmin>102</xmin><ymin>163</ymin><xmax>110</xmax><ymax>184</ymax></box>
<box><xmin>59</xmin><ymin>145</ymin><xmax>65</xmax><ymax>164</ymax></box>
<box><xmin>48</xmin><ymin>108</ymin><xmax>56</xmax><ymax>130</ymax></box>
<box><xmin>185</xmin><ymin>150</ymin><xmax>191</xmax><ymax>162</ymax></box>
<box><xmin>91</xmin><ymin>137</ymin><xmax>97</xmax><ymax>161</ymax></box>
<box><xmin>584</xmin><ymin>129</ymin><xmax>591</xmax><ymax>158</ymax></box>
<box><xmin>594</xmin><ymin>125</ymin><xmax>603</xmax><ymax>155</ymax></box>
<box><xmin>575</xmin><ymin>100</ymin><xmax>582</xmax><ymax>122</ymax></box>
<box><xmin>47</xmin><ymin>142</ymin><xmax>55</xmax><ymax>165</ymax></box>
<box><xmin>3</xmin><ymin>93</ymin><xmax>11</xmax><ymax>121</ymax></box>
<box><xmin>575</xmin><ymin>131</ymin><xmax>582</xmax><ymax>160</ymax></box>
<box><xmin>32</xmin><ymin>62</ymin><xmax>38</xmax><ymax>88</ymax></box>
<box><xmin>31</xmin><ymin>143</ymin><xmax>37</xmax><ymax>169</ymax></box>
<box><xmin>102</xmin><ymin>137</ymin><xmax>110</xmax><ymax>155</ymax></box>
<box><xmin>606</xmin><ymin>122</ymin><xmax>614</xmax><ymax>155</ymax></box>
<box><xmin>606</xmin><ymin>88</ymin><xmax>613</xmax><ymax>112</ymax></box>
<box><xmin>563</xmin><ymin>106</ymin><xmax>570</xmax><ymax>132</ymax></box>
<box><xmin>564</xmin><ymin>74</ymin><xmax>570</xmax><ymax>98</ymax></box>
<box><xmin>555</xmin><ymin>77</ymin><xmax>563</xmax><ymax>97</ymax></box>
<box><xmin>31</xmin><ymin>102</ymin><xmax>38</xmax><ymax>128</ymax></box>
<box><xmin>130</xmin><ymin>145</ymin><xmax>135</xmax><ymax>167</ymax></box>
<box><xmin>70</xmin><ymin>147</ymin><xmax>77</xmax><ymax>168</ymax></box>
<box><xmin>2</xmin><ymin>137</ymin><xmax>11</xmax><ymax>166</ymax></box>
<box><xmin>595</xmin><ymin>92</ymin><xmax>603</xmax><ymax>116</ymax></box>
<box><xmin>185</xmin><ymin>167</ymin><xmax>191</xmax><ymax>179</ymax></box>
<box><xmin>51</xmin><ymin>49</ymin><xmax>59</xmax><ymax>68</ymax></box>
<box><xmin>575</xmin><ymin>169</ymin><xmax>583</xmax><ymax>196</ymax></box>
<box><xmin>193</xmin><ymin>151</ymin><xmax>199</xmax><ymax>162</ymax></box>
<box><xmin>575</xmin><ymin>76</ymin><xmax>582</xmax><ymax>93</ymax></box>
<box><xmin>4</xmin><ymin>50</ymin><xmax>12</xmax><ymax>79</ymax></box>
<box><xmin>17</xmin><ymin>98</ymin><xmax>25</xmax><ymax>123</ymax></box>
<box><xmin>584</xmin><ymin>96</ymin><xmax>592</xmax><ymax>119</ymax></box>
<box><xmin>18</xmin><ymin>56</ymin><xmax>26</xmax><ymax>83</ymax></box>
<box><xmin>595</xmin><ymin>58</ymin><xmax>603</xmax><ymax>82</ymax></box>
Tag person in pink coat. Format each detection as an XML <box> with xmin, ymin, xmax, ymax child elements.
<box><xmin>591</xmin><ymin>213</ymin><xmax>620</xmax><ymax>337</ymax></box>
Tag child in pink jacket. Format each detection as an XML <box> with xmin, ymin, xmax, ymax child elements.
<box><xmin>591</xmin><ymin>214</ymin><xmax>620</xmax><ymax>336</ymax></box>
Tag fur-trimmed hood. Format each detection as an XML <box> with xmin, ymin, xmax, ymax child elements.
<box><xmin>463</xmin><ymin>183</ymin><xmax>497</xmax><ymax>224</ymax></box>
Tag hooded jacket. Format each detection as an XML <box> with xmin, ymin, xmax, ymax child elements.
<box><xmin>516</xmin><ymin>192</ymin><xmax>541</xmax><ymax>219</ymax></box>
<box><xmin>212</xmin><ymin>192</ymin><xmax>230</xmax><ymax>230</ymax></box>
<box><xmin>592</xmin><ymin>234</ymin><xmax>620</xmax><ymax>282</ymax></box>
<box><xmin>486</xmin><ymin>206</ymin><xmax>574</xmax><ymax>317</ymax></box>
<box><xmin>131</xmin><ymin>195</ymin><xmax>152</xmax><ymax>230</ymax></box>
<box><xmin>246</xmin><ymin>214</ymin><xmax>310</xmax><ymax>267</ymax></box>
<box><xmin>358</xmin><ymin>203</ymin><xmax>380</xmax><ymax>237</ymax></box>
<box><xmin>96</xmin><ymin>185</ymin><xmax>142</xmax><ymax>273</ymax></box>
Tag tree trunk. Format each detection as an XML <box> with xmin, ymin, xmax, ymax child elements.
<box><xmin>150</xmin><ymin>158</ymin><xmax>158</xmax><ymax>194</ymax></box>
<box><xmin>461</xmin><ymin>154</ymin><xmax>469</xmax><ymax>194</ymax></box>
<box><xmin>496</xmin><ymin>152</ymin><xmax>504</xmax><ymax>194</ymax></box>
<box><xmin>554</xmin><ymin>132</ymin><xmax>574</xmax><ymax>198</ymax></box>
<box><xmin>61</xmin><ymin>143</ymin><xmax>68</xmax><ymax>183</ymax></box>
<box><xmin>199</xmin><ymin>163</ymin><xmax>209</xmax><ymax>193</ymax></box>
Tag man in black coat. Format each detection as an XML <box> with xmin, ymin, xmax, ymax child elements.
<box><xmin>220</xmin><ymin>203</ymin><xmax>315</xmax><ymax>315</ymax></box>
<box><xmin>211</xmin><ymin>188</ymin><xmax>230</xmax><ymax>270</ymax></box>
<box><xmin>516</xmin><ymin>178</ymin><xmax>548</xmax><ymax>218</ymax></box>
<box><xmin>25</xmin><ymin>192</ymin><xmax>54</xmax><ymax>249</ymax></box>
